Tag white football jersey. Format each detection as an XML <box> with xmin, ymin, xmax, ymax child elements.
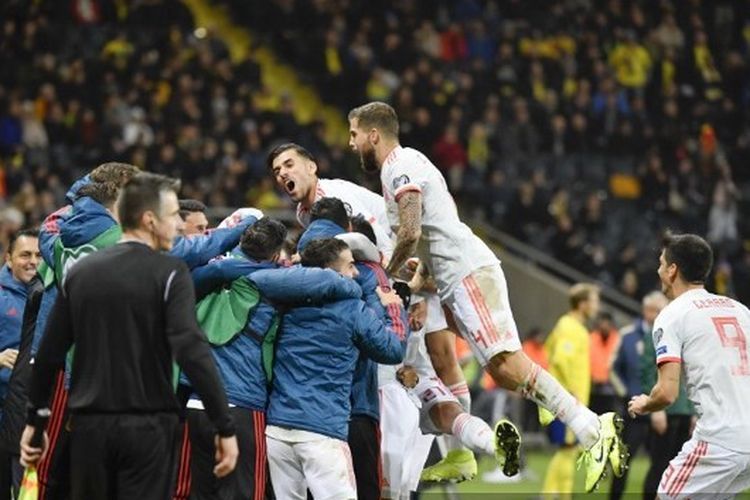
<box><xmin>380</xmin><ymin>146</ymin><xmax>498</xmax><ymax>299</ymax></box>
<box><xmin>653</xmin><ymin>288</ymin><xmax>750</xmax><ymax>452</ymax></box>
<box><xmin>296</xmin><ymin>178</ymin><xmax>394</xmax><ymax>258</ymax></box>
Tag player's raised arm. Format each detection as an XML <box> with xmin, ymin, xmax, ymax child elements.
<box><xmin>385</xmin><ymin>190</ymin><xmax>422</xmax><ymax>276</ymax></box>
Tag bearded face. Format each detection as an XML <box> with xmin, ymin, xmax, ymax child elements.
<box><xmin>360</xmin><ymin>142</ymin><xmax>380</xmax><ymax>174</ymax></box>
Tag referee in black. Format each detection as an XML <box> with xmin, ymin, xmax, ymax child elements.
<box><xmin>20</xmin><ymin>172</ymin><xmax>238</xmax><ymax>499</ymax></box>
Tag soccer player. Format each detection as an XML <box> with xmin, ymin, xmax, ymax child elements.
<box><xmin>628</xmin><ymin>232</ymin><xmax>750</xmax><ymax>498</ymax></box>
<box><xmin>268</xmin><ymin>143</ymin><xmax>478</xmax><ymax>483</ymax></box>
<box><xmin>179</xmin><ymin>199</ymin><xmax>209</xmax><ymax>235</ymax></box>
<box><xmin>542</xmin><ymin>283</ymin><xmax>599</xmax><ymax>496</ymax></box>
<box><xmin>348</xmin><ymin>101</ymin><xmax>626</xmax><ymax>491</ymax></box>
<box><xmin>256</xmin><ymin>238</ymin><xmax>407</xmax><ymax>500</ymax></box>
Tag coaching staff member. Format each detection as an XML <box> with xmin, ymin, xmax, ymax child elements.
<box><xmin>20</xmin><ymin>172</ymin><xmax>238</xmax><ymax>499</ymax></box>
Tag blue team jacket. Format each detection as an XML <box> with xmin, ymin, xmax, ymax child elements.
<box><xmin>252</xmin><ymin>266</ymin><xmax>408</xmax><ymax>441</ymax></box>
<box><xmin>188</xmin><ymin>248</ymin><xmax>277</xmax><ymax>411</ymax></box>
<box><xmin>0</xmin><ymin>266</ymin><xmax>28</xmax><ymax>407</ymax></box>
<box><xmin>298</xmin><ymin>218</ymin><xmax>403</xmax><ymax>422</ymax></box>
<box><xmin>32</xmin><ymin>193</ymin><xmax>256</xmax><ymax>355</ymax></box>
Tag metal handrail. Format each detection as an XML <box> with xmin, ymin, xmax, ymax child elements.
<box><xmin>471</xmin><ymin>220</ymin><xmax>642</xmax><ymax>316</ymax></box>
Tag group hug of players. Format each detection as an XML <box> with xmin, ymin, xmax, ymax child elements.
<box><xmin>12</xmin><ymin>102</ymin><xmax>748</xmax><ymax>500</ymax></box>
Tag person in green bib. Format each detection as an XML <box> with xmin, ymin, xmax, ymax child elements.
<box><xmin>182</xmin><ymin>216</ymin><xmax>287</xmax><ymax>500</ymax></box>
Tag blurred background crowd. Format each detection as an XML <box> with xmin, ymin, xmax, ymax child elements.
<box><xmin>1</xmin><ymin>0</ymin><xmax>749</xmax><ymax>305</ymax></box>
<box><xmin>1</xmin><ymin>0</ymin><xmax>749</xmax><ymax>494</ymax></box>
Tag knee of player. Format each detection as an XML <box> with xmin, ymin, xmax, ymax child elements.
<box><xmin>486</xmin><ymin>352</ymin><xmax>526</xmax><ymax>390</ymax></box>
<box><xmin>428</xmin><ymin>402</ymin><xmax>463</xmax><ymax>434</ymax></box>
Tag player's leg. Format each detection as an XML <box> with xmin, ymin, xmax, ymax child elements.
<box><xmin>422</xmin><ymin>295</ymin><xmax>470</xmax><ymax>412</ymax></box>
<box><xmin>347</xmin><ymin>415</ymin><xmax>380</xmax><ymax>500</ymax></box>
<box><xmin>416</xmin><ymin>375</ymin><xmax>520</xmax><ymax>481</ymax></box>
<box><xmin>419</xmin><ymin>297</ymin><xmax>478</xmax><ymax>482</ymax></box>
<box><xmin>37</xmin><ymin>372</ymin><xmax>71</xmax><ymax>500</ymax></box>
<box><xmin>265</xmin><ymin>432</ymin><xmax>307</xmax><ymax>500</ymax></box>
<box><xmin>445</xmin><ymin>265</ymin><xmax>626</xmax><ymax>491</ymax></box>
<box><xmin>298</xmin><ymin>436</ymin><xmax>357</xmax><ymax>500</ymax></box>
<box><xmin>379</xmin><ymin>382</ymin><xmax>431</xmax><ymax>499</ymax></box>
<box><xmin>542</xmin><ymin>420</ymin><xmax>578</xmax><ymax>497</ymax></box>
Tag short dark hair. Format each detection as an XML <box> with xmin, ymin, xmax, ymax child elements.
<box><xmin>89</xmin><ymin>162</ymin><xmax>141</xmax><ymax>186</ymax></box>
<box><xmin>350</xmin><ymin>215</ymin><xmax>377</xmax><ymax>245</ymax></box>
<box><xmin>8</xmin><ymin>228</ymin><xmax>39</xmax><ymax>254</ymax></box>
<box><xmin>266</xmin><ymin>142</ymin><xmax>316</xmax><ymax>173</ymax></box>
<box><xmin>661</xmin><ymin>231</ymin><xmax>713</xmax><ymax>284</ymax></box>
<box><xmin>348</xmin><ymin>101</ymin><xmax>399</xmax><ymax>138</ymax></box>
<box><xmin>300</xmin><ymin>238</ymin><xmax>349</xmax><ymax>269</ymax></box>
<box><xmin>310</xmin><ymin>197</ymin><xmax>350</xmax><ymax>230</ymax></box>
<box><xmin>117</xmin><ymin>173</ymin><xmax>181</xmax><ymax>231</ymax></box>
<box><xmin>178</xmin><ymin>199</ymin><xmax>207</xmax><ymax>219</ymax></box>
<box><xmin>240</xmin><ymin>218</ymin><xmax>287</xmax><ymax>261</ymax></box>
<box><xmin>78</xmin><ymin>182</ymin><xmax>121</xmax><ymax>209</ymax></box>
<box><xmin>569</xmin><ymin>283</ymin><xmax>599</xmax><ymax>310</ymax></box>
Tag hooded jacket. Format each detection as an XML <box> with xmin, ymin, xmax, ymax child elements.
<box><xmin>186</xmin><ymin>248</ymin><xmax>278</xmax><ymax>411</ymax></box>
<box><xmin>298</xmin><ymin>220</ymin><xmax>406</xmax><ymax>422</ymax></box>
<box><xmin>253</xmin><ymin>266</ymin><xmax>407</xmax><ymax>441</ymax></box>
<box><xmin>0</xmin><ymin>266</ymin><xmax>29</xmax><ymax>408</ymax></box>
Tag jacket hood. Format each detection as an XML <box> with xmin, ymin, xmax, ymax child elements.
<box><xmin>59</xmin><ymin>197</ymin><xmax>117</xmax><ymax>248</ymax></box>
<box><xmin>297</xmin><ymin>219</ymin><xmax>346</xmax><ymax>254</ymax></box>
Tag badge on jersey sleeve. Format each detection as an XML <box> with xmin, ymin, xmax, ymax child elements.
<box><xmin>392</xmin><ymin>174</ymin><xmax>410</xmax><ymax>190</ymax></box>
<box><xmin>653</xmin><ymin>327</ymin><xmax>663</xmax><ymax>345</ymax></box>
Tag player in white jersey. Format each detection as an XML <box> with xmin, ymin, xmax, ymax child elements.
<box><xmin>268</xmin><ymin>143</ymin><xmax>486</xmax><ymax>485</ymax></box>
<box><xmin>628</xmin><ymin>232</ymin><xmax>750</xmax><ymax>498</ymax></box>
<box><xmin>347</xmin><ymin>101</ymin><xmax>627</xmax><ymax>492</ymax></box>
<box><xmin>266</xmin><ymin>142</ymin><xmax>394</xmax><ymax>257</ymax></box>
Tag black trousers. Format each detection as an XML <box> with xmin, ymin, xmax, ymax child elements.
<box><xmin>187</xmin><ymin>407</ymin><xmax>271</xmax><ymax>500</ymax></box>
<box><xmin>609</xmin><ymin>415</ymin><xmax>650</xmax><ymax>500</ymax></box>
<box><xmin>0</xmin><ymin>450</ymin><xmax>23</xmax><ymax>500</ymax></box>
<box><xmin>643</xmin><ymin>414</ymin><xmax>692</xmax><ymax>500</ymax></box>
<box><xmin>38</xmin><ymin>374</ymin><xmax>71</xmax><ymax>500</ymax></box>
<box><xmin>347</xmin><ymin>415</ymin><xmax>380</xmax><ymax>500</ymax></box>
<box><xmin>69</xmin><ymin>412</ymin><xmax>180</xmax><ymax>500</ymax></box>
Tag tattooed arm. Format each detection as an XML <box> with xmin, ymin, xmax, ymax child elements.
<box><xmin>385</xmin><ymin>191</ymin><xmax>422</xmax><ymax>276</ymax></box>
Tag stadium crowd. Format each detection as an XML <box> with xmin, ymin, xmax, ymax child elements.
<box><xmin>2</xmin><ymin>0</ymin><xmax>750</xmax><ymax>303</ymax></box>
<box><xmin>0</xmin><ymin>2</ymin><xmax>749</xmax><ymax>497</ymax></box>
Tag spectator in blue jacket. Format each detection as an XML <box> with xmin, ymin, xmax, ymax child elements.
<box><xmin>256</xmin><ymin>238</ymin><xmax>408</xmax><ymax>500</ymax></box>
<box><xmin>609</xmin><ymin>291</ymin><xmax>668</xmax><ymax>500</ymax></box>
<box><xmin>185</xmin><ymin>216</ymin><xmax>287</xmax><ymax>500</ymax></box>
<box><xmin>0</xmin><ymin>228</ymin><xmax>39</xmax><ymax>500</ymax></box>
<box><xmin>0</xmin><ymin>229</ymin><xmax>40</xmax><ymax>415</ymax></box>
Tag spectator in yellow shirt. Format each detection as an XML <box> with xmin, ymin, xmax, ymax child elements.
<box><xmin>609</xmin><ymin>31</ymin><xmax>652</xmax><ymax>90</ymax></box>
<box><xmin>542</xmin><ymin>283</ymin><xmax>601</xmax><ymax>498</ymax></box>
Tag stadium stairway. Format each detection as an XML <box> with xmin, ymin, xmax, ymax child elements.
<box><xmin>181</xmin><ymin>0</ymin><xmax>349</xmax><ymax>146</ymax></box>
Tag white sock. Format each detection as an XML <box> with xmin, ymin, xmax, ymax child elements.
<box><xmin>441</xmin><ymin>433</ymin><xmax>465</xmax><ymax>452</ymax></box>
<box><xmin>450</xmin><ymin>413</ymin><xmax>494</xmax><ymax>455</ymax></box>
<box><xmin>519</xmin><ymin>363</ymin><xmax>600</xmax><ymax>449</ymax></box>
<box><xmin>448</xmin><ymin>381</ymin><xmax>471</xmax><ymax>412</ymax></box>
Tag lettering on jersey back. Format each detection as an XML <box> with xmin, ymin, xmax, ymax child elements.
<box><xmin>693</xmin><ymin>297</ymin><xmax>735</xmax><ymax>309</ymax></box>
